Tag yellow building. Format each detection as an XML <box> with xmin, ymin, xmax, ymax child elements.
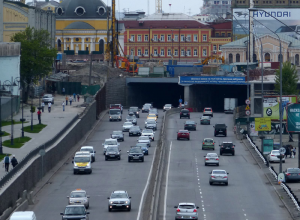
<box><xmin>55</xmin><ymin>0</ymin><xmax>113</xmax><ymax>54</ymax></box>
<box><xmin>26</xmin><ymin>0</ymin><xmax>59</xmax><ymax>13</ymax></box>
<box><xmin>0</xmin><ymin>0</ymin><xmax>56</xmax><ymax>46</ymax></box>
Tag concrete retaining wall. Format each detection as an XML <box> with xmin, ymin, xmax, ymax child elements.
<box><xmin>106</xmin><ymin>78</ymin><xmax>126</xmax><ymax>107</ymax></box>
<box><xmin>1</xmin><ymin>96</ymin><xmax>19</xmax><ymax>121</ymax></box>
<box><xmin>0</xmin><ymin>101</ymin><xmax>96</xmax><ymax>215</ymax></box>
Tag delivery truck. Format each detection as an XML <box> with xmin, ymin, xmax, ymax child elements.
<box><xmin>224</xmin><ymin>98</ymin><xmax>238</xmax><ymax>114</ymax></box>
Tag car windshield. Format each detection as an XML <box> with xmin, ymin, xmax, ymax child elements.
<box><xmin>107</xmin><ymin>147</ymin><xmax>118</xmax><ymax>152</ymax></box>
<box><xmin>272</xmin><ymin>150</ymin><xmax>280</xmax><ymax>154</ymax></box>
<box><xmin>148</xmin><ymin>114</ymin><xmax>156</xmax><ymax>117</ymax></box>
<box><xmin>130</xmin><ymin>127</ymin><xmax>140</xmax><ymax>131</ymax></box>
<box><xmin>105</xmin><ymin>140</ymin><xmax>117</xmax><ymax>145</ymax></box>
<box><xmin>129</xmin><ymin>107</ymin><xmax>138</xmax><ymax>111</ymax></box>
<box><xmin>81</xmin><ymin>148</ymin><xmax>93</xmax><ymax>153</ymax></box>
<box><xmin>165</xmin><ymin>104</ymin><xmax>171</xmax><ymax>107</ymax></box>
<box><xmin>205</xmin><ymin>139</ymin><xmax>213</xmax><ymax>143</ymax></box>
<box><xmin>70</xmin><ymin>192</ymin><xmax>86</xmax><ymax>198</ymax></box>
<box><xmin>201</xmin><ymin>116</ymin><xmax>210</xmax><ymax>119</ymax></box>
<box><xmin>130</xmin><ymin>148</ymin><xmax>142</xmax><ymax>153</ymax></box>
<box><xmin>110</xmin><ymin>110</ymin><xmax>120</xmax><ymax>115</ymax></box>
<box><xmin>112</xmin><ymin>131</ymin><xmax>122</xmax><ymax>135</ymax></box>
<box><xmin>124</xmin><ymin>122</ymin><xmax>132</xmax><ymax>126</ymax></box>
<box><xmin>207</xmin><ymin>154</ymin><xmax>218</xmax><ymax>157</ymax></box>
<box><xmin>74</xmin><ymin>157</ymin><xmax>90</xmax><ymax>162</ymax></box>
<box><xmin>179</xmin><ymin>130</ymin><xmax>188</xmax><ymax>133</ymax></box>
<box><xmin>139</xmin><ymin>136</ymin><xmax>149</xmax><ymax>140</ymax></box>
<box><xmin>111</xmin><ymin>193</ymin><xmax>127</xmax><ymax>199</ymax></box>
<box><xmin>223</xmin><ymin>143</ymin><xmax>233</xmax><ymax>147</ymax></box>
<box><xmin>127</xmin><ymin>115</ymin><xmax>136</xmax><ymax>119</ymax></box>
<box><xmin>287</xmin><ymin>168</ymin><xmax>300</xmax><ymax>173</ymax></box>
<box><xmin>178</xmin><ymin>205</ymin><xmax>195</xmax><ymax>209</ymax></box>
<box><xmin>212</xmin><ymin>171</ymin><xmax>226</xmax><ymax>174</ymax></box>
<box><xmin>181</xmin><ymin>110</ymin><xmax>189</xmax><ymax>113</ymax></box>
<box><xmin>148</xmin><ymin>122</ymin><xmax>156</xmax><ymax>125</ymax></box>
<box><xmin>143</xmin><ymin>105</ymin><xmax>150</xmax><ymax>109</ymax></box>
<box><xmin>143</xmin><ymin>130</ymin><xmax>152</xmax><ymax>133</ymax></box>
<box><xmin>43</xmin><ymin>95</ymin><xmax>51</xmax><ymax>98</ymax></box>
<box><xmin>186</xmin><ymin>121</ymin><xmax>195</xmax><ymax>124</ymax></box>
<box><xmin>64</xmin><ymin>206</ymin><xmax>85</xmax><ymax>215</ymax></box>
<box><xmin>136</xmin><ymin>143</ymin><xmax>148</xmax><ymax>147</ymax></box>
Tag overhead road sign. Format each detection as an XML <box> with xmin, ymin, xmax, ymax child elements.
<box><xmin>178</xmin><ymin>76</ymin><xmax>246</xmax><ymax>85</ymax></box>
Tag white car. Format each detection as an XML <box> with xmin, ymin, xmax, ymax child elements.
<box><xmin>163</xmin><ymin>104</ymin><xmax>172</xmax><ymax>111</ymax></box>
<box><xmin>137</xmin><ymin>136</ymin><xmax>151</xmax><ymax>147</ymax></box>
<box><xmin>145</xmin><ymin>119</ymin><xmax>157</xmax><ymax>125</ymax></box>
<box><xmin>141</xmin><ymin>129</ymin><xmax>155</xmax><ymax>141</ymax></box>
<box><xmin>42</xmin><ymin>94</ymin><xmax>54</xmax><ymax>104</ymax></box>
<box><xmin>102</xmin><ymin>139</ymin><xmax>119</xmax><ymax>155</ymax></box>
<box><xmin>267</xmin><ymin>150</ymin><xmax>286</xmax><ymax>163</ymax></box>
<box><xmin>80</xmin><ymin>146</ymin><xmax>96</xmax><ymax>162</ymax></box>
<box><xmin>123</xmin><ymin>122</ymin><xmax>133</xmax><ymax>132</ymax></box>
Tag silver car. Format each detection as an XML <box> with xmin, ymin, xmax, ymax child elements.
<box><xmin>137</xmin><ymin>136</ymin><xmax>151</xmax><ymax>147</ymax></box>
<box><xmin>163</xmin><ymin>104</ymin><xmax>172</xmax><ymax>111</ymax></box>
<box><xmin>141</xmin><ymin>129</ymin><xmax>155</xmax><ymax>141</ymax></box>
<box><xmin>145</xmin><ymin>119</ymin><xmax>156</xmax><ymax>125</ymax></box>
<box><xmin>126</xmin><ymin>115</ymin><xmax>137</xmax><ymax>125</ymax></box>
<box><xmin>42</xmin><ymin>94</ymin><xmax>54</xmax><ymax>104</ymax></box>
<box><xmin>209</xmin><ymin>169</ymin><xmax>229</xmax><ymax>185</ymax></box>
<box><xmin>108</xmin><ymin>190</ymin><xmax>131</xmax><ymax>211</ymax></box>
<box><xmin>123</xmin><ymin>122</ymin><xmax>133</xmax><ymax>132</ymax></box>
<box><xmin>102</xmin><ymin>139</ymin><xmax>119</xmax><ymax>155</ymax></box>
<box><xmin>67</xmin><ymin>189</ymin><xmax>90</xmax><ymax>209</ymax></box>
<box><xmin>174</xmin><ymin>203</ymin><xmax>199</xmax><ymax>220</ymax></box>
<box><xmin>267</xmin><ymin>150</ymin><xmax>286</xmax><ymax>163</ymax></box>
<box><xmin>204</xmin><ymin>153</ymin><xmax>219</xmax><ymax>166</ymax></box>
<box><xmin>145</xmin><ymin>121</ymin><xmax>157</xmax><ymax>130</ymax></box>
<box><xmin>80</xmin><ymin>146</ymin><xmax>96</xmax><ymax>162</ymax></box>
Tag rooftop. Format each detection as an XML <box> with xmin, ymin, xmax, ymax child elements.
<box><xmin>140</xmin><ymin>13</ymin><xmax>197</xmax><ymax>21</ymax></box>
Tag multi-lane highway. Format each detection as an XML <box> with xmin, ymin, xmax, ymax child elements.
<box><xmin>163</xmin><ymin>112</ymin><xmax>292</xmax><ymax>220</ymax></box>
<box><xmin>28</xmin><ymin>110</ymin><xmax>162</xmax><ymax>220</ymax></box>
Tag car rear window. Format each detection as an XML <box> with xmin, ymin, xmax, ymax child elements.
<box><xmin>186</xmin><ymin>121</ymin><xmax>195</xmax><ymax>124</ymax></box>
<box><xmin>287</xmin><ymin>168</ymin><xmax>300</xmax><ymax>173</ymax></box>
<box><xmin>182</xmin><ymin>110</ymin><xmax>189</xmax><ymax>113</ymax></box>
<box><xmin>205</xmin><ymin>139</ymin><xmax>213</xmax><ymax>143</ymax></box>
<box><xmin>215</xmin><ymin>124</ymin><xmax>226</xmax><ymax>128</ymax></box>
<box><xmin>205</xmin><ymin>108</ymin><xmax>211</xmax><ymax>111</ymax></box>
<box><xmin>212</xmin><ymin>171</ymin><xmax>226</xmax><ymax>174</ymax></box>
<box><xmin>179</xmin><ymin>130</ymin><xmax>188</xmax><ymax>133</ymax></box>
<box><xmin>179</xmin><ymin>205</ymin><xmax>195</xmax><ymax>209</ymax></box>
<box><xmin>207</xmin><ymin>154</ymin><xmax>218</xmax><ymax>157</ymax></box>
<box><xmin>223</xmin><ymin>143</ymin><xmax>233</xmax><ymax>147</ymax></box>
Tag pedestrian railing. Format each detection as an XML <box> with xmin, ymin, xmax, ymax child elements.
<box><xmin>0</xmin><ymin>115</ymin><xmax>79</xmax><ymax>190</ymax></box>
<box><xmin>246</xmin><ymin>134</ymin><xmax>300</xmax><ymax>212</ymax></box>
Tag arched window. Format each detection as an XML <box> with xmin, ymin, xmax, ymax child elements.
<box><xmin>57</xmin><ymin>39</ymin><xmax>61</xmax><ymax>51</ymax></box>
<box><xmin>253</xmin><ymin>54</ymin><xmax>257</xmax><ymax>62</ymax></box>
<box><xmin>265</xmin><ymin>53</ymin><xmax>270</xmax><ymax>62</ymax></box>
<box><xmin>295</xmin><ymin>54</ymin><xmax>299</xmax><ymax>66</ymax></box>
<box><xmin>229</xmin><ymin>53</ymin><xmax>233</xmax><ymax>63</ymax></box>
<box><xmin>99</xmin><ymin>39</ymin><xmax>104</xmax><ymax>54</ymax></box>
<box><xmin>236</xmin><ymin>53</ymin><xmax>240</xmax><ymax>62</ymax></box>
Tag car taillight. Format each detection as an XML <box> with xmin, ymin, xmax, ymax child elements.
<box><xmin>193</xmin><ymin>209</ymin><xmax>197</xmax><ymax>212</ymax></box>
<box><xmin>286</xmin><ymin>173</ymin><xmax>291</xmax><ymax>176</ymax></box>
<box><xmin>271</xmin><ymin>155</ymin><xmax>275</xmax><ymax>156</ymax></box>
<box><xmin>213</xmin><ymin>143</ymin><xmax>214</xmax><ymax>145</ymax></box>
<box><xmin>216</xmin><ymin>158</ymin><xmax>219</xmax><ymax>160</ymax></box>
<box><xmin>221</xmin><ymin>146</ymin><xmax>223</xmax><ymax>148</ymax></box>
<box><xmin>203</xmin><ymin>142</ymin><xmax>205</xmax><ymax>144</ymax></box>
<box><xmin>211</xmin><ymin>176</ymin><xmax>215</xmax><ymax>178</ymax></box>
<box><xmin>223</xmin><ymin>176</ymin><xmax>228</xmax><ymax>178</ymax></box>
<box><xmin>180</xmin><ymin>113</ymin><xmax>182</xmax><ymax>115</ymax></box>
<box><xmin>232</xmin><ymin>146</ymin><xmax>235</xmax><ymax>148</ymax></box>
<box><xmin>177</xmin><ymin>208</ymin><xmax>180</xmax><ymax>212</ymax></box>
<box><xmin>205</xmin><ymin>158</ymin><xmax>209</xmax><ymax>160</ymax></box>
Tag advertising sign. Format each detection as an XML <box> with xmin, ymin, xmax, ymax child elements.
<box><xmin>178</xmin><ymin>76</ymin><xmax>245</xmax><ymax>85</ymax></box>
<box><xmin>263</xmin><ymin>139</ymin><xmax>274</xmax><ymax>154</ymax></box>
<box><xmin>263</xmin><ymin>96</ymin><xmax>297</xmax><ymax>120</ymax></box>
<box><xmin>250</xmin><ymin>121</ymin><xmax>258</xmax><ymax>136</ymax></box>
<box><xmin>287</xmin><ymin>103</ymin><xmax>300</xmax><ymax>132</ymax></box>
<box><xmin>255</xmin><ymin>118</ymin><xmax>271</xmax><ymax>131</ymax></box>
<box><xmin>259</xmin><ymin>122</ymin><xmax>288</xmax><ymax>135</ymax></box>
<box><xmin>233</xmin><ymin>8</ymin><xmax>300</xmax><ymax>39</ymax></box>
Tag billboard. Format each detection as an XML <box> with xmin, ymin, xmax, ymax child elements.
<box><xmin>178</xmin><ymin>76</ymin><xmax>245</xmax><ymax>85</ymax></box>
<box><xmin>263</xmin><ymin>96</ymin><xmax>297</xmax><ymax>120</ymax></box>
<box><xmin>287</xmin><ymin>103</ymin><xmax>300</xmax><ymax>132</ymax></box>
<box><xmin>233</xmin><ymin>8</ymin><xmax>300</xmax><ymax>38</ymax></box>
<box><xmin>255</xmin><ymin>118</ymin><xmax>271</xmax><ymax>131</ymax></box>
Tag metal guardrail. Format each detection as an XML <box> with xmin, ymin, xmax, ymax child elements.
<box><xmin>0</xmin><ymin>115</ymin><xmax>79</xmax><ymax>189</ymax></box>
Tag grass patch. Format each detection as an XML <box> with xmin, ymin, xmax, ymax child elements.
<box><xmin>23</xmin><ymin>124</ymin><xmax>47</xmax><ymax>133</ymax></box>
<box><xmin>0</xmin><ymin>131</ymin><xmax>10</xmax><ymax>137</ymax></box>
<box><xmin>2</xmin><ymin>120</ymin><xmax>28</xmax><ymax>127</ymax></box>
<box><xmin>0</xmin><ymin>154</ymin><xmax>10</xmax><ymax>161</ymax></box>
<box><xmin>3</xmin><ymin>137</ymin><xmax>31</xmax><ymax>148</ymax></box>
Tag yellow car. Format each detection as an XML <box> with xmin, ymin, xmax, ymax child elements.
<box><xmin>147</xmin><ymin>114</ymin><xmax>157</xmax><ymax>121</ymax></box>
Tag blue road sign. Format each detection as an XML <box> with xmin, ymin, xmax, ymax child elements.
<box><xmin>179</xmin><ymin>76</ymin><xmax>246</xmax><ymax>85</ymax></box>
<box><xmin>179</xmin><ymin>99</ymin><xmax>182</xmax><ymax>103</ymax></box>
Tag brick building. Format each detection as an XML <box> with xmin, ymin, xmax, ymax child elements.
<box><xmin>120</xmin><ymin>13</ymin><xmax>232</xmax><ymax>62</ymax></box>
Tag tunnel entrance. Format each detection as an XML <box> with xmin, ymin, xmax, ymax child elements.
<box><xmin>127</xmin><ymin>83</ymin><xmax>184</xmax><ymax>108</ymax></box>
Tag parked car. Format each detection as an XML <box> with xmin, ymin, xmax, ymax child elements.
<box><xmin>111</xmin><ymin>131</ymin><xmax>124</xmax><ymax>142</ymax></box>
<box><xmin>163</xmin><ymin>104</ymin><xmax>172</xmax><ymax>111</ymax></box>
<box><xmin>200</xmin><ymin>116</ymin><xmax>211</xmax><ymax>125</ymax></box>
<box><xmin>267</xmin><ymin>150</ymin><xmax>285</xmax><ymax>163</ymax></box>
<box><xmin>184</xmin><ymin>120</ymin><xmax>197</xmax><ymax>131</ymax></box>
<box><xmin>219</xmin><ymin>142</ymin><xmax>235</xmax><ymax>155</ymax></box>
<box><xmin>174</xmin><ymin>203</ymin><xmax>199</xmax><ymax>220</ymax></box>
<box><xmin>203</xmin><ymin>107</ymin><xmax>213</xmax><ymax>117</ymax></box>
<box><xmin>284</xmin><ymin>168</ymin><xmax>300</xmax><ymax>182</ymax></box>
<box><xmin>177</xmin><ymin>130</ymin><xmax>190</xmax><ymax>140</ymax></box>
<box><xmin>209</xmin><ymin>169</ymin><xmax>229</xmax><ymax>185</ymax></box>
<box><xmin>202</xmin><ymin>138</ymin><xmax>215</xmax><ymax>150</ymax></box>
<box><xmin>204</xmin><ymin>153</ymin><xmax>219</xmax><ymax>166</ymax></box>
<box><xmin>42</xmin><ymin>94</ymin><xmax>54</xmax><ymax>104</ymax></box>
<box><xmin>214</xmin><ymin>124</ymin><xmax>227</xmax><ymax>137</ymax></box>
<box><xmin>180</xmin><ymin>109</ymin><xmax>190</xmax><ymax>119</ymax></box>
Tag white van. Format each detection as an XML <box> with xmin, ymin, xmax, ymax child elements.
<box><xmin>10</xmin><ymin>211</ymin><xmax>37</xmax><ymax>220</ymax></box>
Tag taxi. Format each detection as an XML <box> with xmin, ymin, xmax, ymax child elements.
<box><xmin>73</xmin><ymin>155</ymin><xmax>92</xmax><ymax>174</ymax></box>
<box><xmin>67</xmin><ymin>189</ymin><xmax>90</xmax><ymax>209</ymax></box>
<box><xmin>147</xmin><ymin>114</ymin><xmax>157</xmax><ymax>121</ymax></box>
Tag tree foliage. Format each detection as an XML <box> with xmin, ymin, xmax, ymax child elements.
<box><xmin>10</xmin><ymin>27</ymin><xmax>57</xmax><ymax>101</ymax></box>
<box><xmin>275</xmin><ymin>61</ymin><xmax>299</xmax><ymax>95</ymax></box>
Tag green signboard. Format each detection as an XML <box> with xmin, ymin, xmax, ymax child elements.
<box><xmin>263</xmin><ymin>139</ymin><xmax>274</xmax><ymax>154</ymax></box>
<box><xmin>287</xmin><ymin>103</ymin><xmax>300</xmax><ymax>132</ymax></box>
<box><xmin>263</xmin><ymin>96</ymin><xmax>297</xmax><ymax>120</ymax></box>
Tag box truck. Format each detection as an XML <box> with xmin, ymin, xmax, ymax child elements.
<box><xmin>224</xmin><ymin>98</ymin><xmax>238</xmax><ymax>114</ymax></box>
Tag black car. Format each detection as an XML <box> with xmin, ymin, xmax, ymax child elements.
<box><xmin>284</xmin><ymin>168</ymin><xmax>300</xmax><ymax>183</ymax></box>
<box><xmin>127</xmin><ymin>147</ymin><xmax>144</xmax><ymax>162</ymax></box>
<box><xmin>220</xmin><ymin>142</ymin><xmax>235</xmax><ymax>155</ymax></box>
<box><xmin>135</xmin><ymin>143</ymin><xmax>149</xmax><ymax>155</ymax></box>
<box><xmin>105</xmin><ymin>146</ymin><xmax>121</xmax><ymax>160</ymax></box>
<box><xmin>214</xmin><ymin>124</ymin><xmax>227</xmax><ymax>137</ymax></box>
<box><xmin>60</xmin><ymin>205</ymin><xmax>89</xmax><ymax>220</ymax></box>
<box><xmin>111</xmin><ymin>131</ymin><xmax>124</xmax><ymax>141</ymax></box>
<box><xmin>145</xmin><ymin>121</ymin><xmax>157</xmax><ymax>130</ymax></box>
<box><xmin>180</xmin><ymin>109</ymin><xmax>190</xmax><ymax>119</ymax></box>
<box><xmin>129</xmin><ymin>126</ymin><xmax>142</xmax><ymax>136</ymax></box>
<box><xmin>129</xmin><ymin>107</ymin><xmax>140</xmax><ymax>118</ymax></box>
<box><xmin>184</xmin><ymin>120</ymin><xmax>197</xmax><ymax>131</ymax></box>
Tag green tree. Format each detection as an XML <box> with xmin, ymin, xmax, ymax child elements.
<box><xmin>275</xmin><ymin>61</ymin><xmax>299</xmax><ymax>95</ymax></box>
<box><xmin>11</xmin><ymin>27</ymin><xmax>57</xmax><ymax>102</ymax></box>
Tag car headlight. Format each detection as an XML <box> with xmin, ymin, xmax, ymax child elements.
<box><xmin>110</xmin><ymin>201</ymin><xmax>113</xmax><ymax>204</ymax></box>
<box><xmin>142</xmin><ymin>108</ymin><xmax>144</xmax><ymax>110</ymax></box>
<box><xmin>125</xmin><ymin>201</ymin><xmax>128</xmax><ymax>204</ymax></box>
<box><xmin>119</xmin><ymin>116</ymin><xmax>121</xmax><ymax>118</ymax></box>
<box><xmin>86</xmin><ymin>163</ymin><xmax>91</xmax><ymax>168</ymax></box>
<box><xmin>110</xmin><ymin>117</ymin><xmax>112</xmax><ymax>118</ymax></box>
<box><xmin>137</xmin><ymin>112</ymin><xmax>139</xmax><ymax>114</ymax></box>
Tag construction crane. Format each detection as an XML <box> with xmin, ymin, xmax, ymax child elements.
<box><xmin>194</xmin><ymin>55</ymin><xmax>225</xmax><ymax>65</ymax></box>
<box><xmin>155</xmin><ymin>0</ymin><xmax>162</xmax><ymax>13</ymax></box>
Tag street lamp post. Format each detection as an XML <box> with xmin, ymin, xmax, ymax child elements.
<box><xmin>0</xmin><ymin>81</ymin><xmax>3</xmax><ymax>154</ymax></box>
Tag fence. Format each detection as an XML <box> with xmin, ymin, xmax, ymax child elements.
<box><xmin>95</xmin><ymin>84</ymin><xmax>106</xmax><ymax>117</ymax></box>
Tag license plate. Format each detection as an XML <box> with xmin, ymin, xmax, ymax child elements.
<box><xmin>110</xmin><ymin>155</ymin><xmax>115</xmax><ymax>157</ymax></box>
<box><xmin>292</xmin><ymin>174</ymin><xmax>298</xmax><ymax>176</ymax></box>
<box><xmin>79</xmin><ymin>169</ymin><xmax>85</xmax><ymax>171</ymax></box>
<box><xmin>133</xmin><ymin>133</ymin><xmax>136</xmax><ymax>134</ymax></box>
<box><xmin>219</xmin><ymin>131</ymin><xmax>223</xmax><ymax>132</ymax></box>
<box><xmin>134</xmin><ymin>156</ymin><xmax>139</xmax><ymax>159</ymax></box>
<box><xmin>226</xmin><ymin>147</ymin><xmax>230</xmax><ymax>149</ymax></box>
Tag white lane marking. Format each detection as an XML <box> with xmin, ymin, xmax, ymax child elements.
<box><xmin>163</xmin><ymin>141</ymin><xmax>172</xmax><ymax>220</ymax></box>
<box><xmin>195</xmin><ymin>156</ymin><xmax>206</xmax><ymax>220</ymax></box>
<box><xmin>136</xmin><ymin>143</ymin><xmax>158</xmax><ymax>220</ymax></box>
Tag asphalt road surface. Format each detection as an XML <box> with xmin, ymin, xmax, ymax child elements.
<box><xmin>28</xmin><ymin>110</ymin><xmax>162</xmax><ymax>220</ymax></box>
<box><xmin>164</xmin><ymin>112</ymin><xmax>292</xmax><ymax>220</ymax></box>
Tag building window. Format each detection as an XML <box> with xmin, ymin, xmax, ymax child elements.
<box><xmin>194</xmin><ymin>35</ymin><xmax>198</xmax><ymax>42</ymax></box>
<box><xmin>181</xmin><ymin>49</ymin><xmax>185</xmax><ymax>56</ymax></box>
<box><xmin>227</xmin><ymin>33</ymin><xmax>231</xmax><ymax>37</ymax></box>
<box><xmin>229</xmin><ymin>54</ymin><xmax>233</xmax><ymax>63</ymax></box>
<box><xmin>138</xmin><ymin>49</ymin><xmax>142</xmax><ymax>56</ymax></box>
<box><xmin>203</xmin><ymin>49</ymin><xmax>207</xmax><ymax>56</ymax></box>
<box><xmin>174</xmin><ymin>35</ymin><xmax>178</xmax><ymax>41</ymax></box>
<box><xmin>187</xmin><ymin>49</ymin><xmax>191</xmax><ymax>56</ymax></box>
<box><xmin>145</xmin><ymin>49</ymin><xmax>149</xmax><ymax>56</ymax></box>
<box><xmin>216</xmin><ymin>33</ymin><xmax>219</xmax><ymax>37</ymax></box>
<box><xmin>154</xmin><ymin>49</ymin><xmax>158</xmax><ymax>55</ymax></box>
<box><xmin>131</xmin><ymin>49</ymin><xmax>134</xmax><ymax>55</ymax></box>
<box><xmin>174</xmin><ymin>49</ymin><xmax>178</xmax><ymax>56</ymax></box>
<box><xmin>75</xmin><ymin>6</ymin><xmax>85</xmax><ymax>16</ymax></box>
<box><xmin>222</xmin><ymin>33</ymin><xmax>225</xmax><ymax>37</ymax></box>
<box><xmin>236</xmin><ymin>53</ymin><xmax>240</xmax><ymax>62</ymax></box>
<box><xmin>193</xmin><ymin>49</ymin><xmax>198</xmax><ymax>56</ymax></box>
<box><xmin>153</xmin><ymin>35</ymin><xmax>158</xmax><ymax>41</ymax></box>
<box><xmin>85</xmin><ymin>38</ymin><xmax>89</xmax><ymax>41</ymax></box>
<box><xmin>181</xmin><ymin>35</ymin><xmax>185</xmax><ymax>41</ymax></box>
<box><xmin>160</xmin><ymin>49</ymin><xmax>165</xmax><ymax>56</ymax></box>
<box><xmin>75</xmin><ymin>38</ymin><xmax>79</xmax><ymax>41</ymax></box>
<box><xmin>219</xmin><ymin>45</ymin><xmax>222</xmax><ymax>51</ymax></box>
<box><xmin>160</xmin><ymin>35</ymin><xmax>165</xmax><ymax>41</ymax></box>
<box><xmin>145</xmin><ymin>35</ymin><xmax>149</xmax><ymax>41</ymax></box>
<box><xmin>130</xmin><ymin>35</ymin><xmax>135</xmax><ymax>42</ymax></box>
<box><xmin>213</xmin><ymin>45</ymin><xmax>217</xmax><ymax>51</ymax></box>
<box><xmin>186</xmin><ymin>35</ymin><xmax>191</xmax><ymax>41</ymax></box>
<box><xmin>203</xmin><ymin>35</ymin><xmax>207</xmax><ymax>41</ymax></box>
<box><xmin>138</xmin><ymin>35</ymin><xmax>141</xmax><ymax>41</ymax></box>
<box><xmin>167</xmin><ymin>35</ymin><xmax>172</xmax><ymax>41</ymax></box>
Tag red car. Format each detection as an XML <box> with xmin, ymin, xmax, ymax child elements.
<box><xmin>177</xmin><ymin>130</ymin><xmax>190</xmax><ymax>140</ymax></box>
